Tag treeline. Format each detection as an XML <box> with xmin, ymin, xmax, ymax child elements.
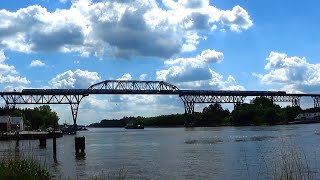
<box><xmin>0</xmin><ymin>105</ymin><xmax>59</xmax><ymax>130</ymax></box>
<box><xmin>89</xmin><ymin>97</ymin><xmax>312</xmax><ymax>127</ymax></box>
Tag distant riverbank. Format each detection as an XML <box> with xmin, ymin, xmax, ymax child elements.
<box><xmin>89</xmin><ymin>97</ymin><xmax>320</xmax><ymax>128</ymax></box>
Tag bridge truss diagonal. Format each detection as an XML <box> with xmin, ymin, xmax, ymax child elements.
<box><xmin>1</xmin><ymin>94</ymin><xmax>88</xmax><ymax>125</ymax></box>
<box><xmin>88</xmin><ymin>80</ymin><xmax>179</xmax><ymax>92</ymax></box>
<box><xmin>264</xmin><ymin>95</ymin><xmax>301</xmax><ymax>107</ymax></box>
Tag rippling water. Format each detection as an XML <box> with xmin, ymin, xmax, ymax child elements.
<box><xmin>1</xmin><ymin>124</ymin><xmax>320</xmax><ymax>179</ymax></box>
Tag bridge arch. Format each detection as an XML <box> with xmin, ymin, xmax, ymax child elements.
<box><xmin>88</xmin><ymin>80</ymin><xmax>180</xmax><ymax>92</ymax></box>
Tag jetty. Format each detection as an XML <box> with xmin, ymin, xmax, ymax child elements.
<box><xmin>0</xmin><ymin>131</ymin><xmax>63</xmax><ymax>140</ymax></box>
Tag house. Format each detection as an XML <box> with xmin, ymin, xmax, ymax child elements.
<box><xmin>11</xmin><ymin>116</ymin><xmax>24</xmax><ymax>131</ymax></box>
<box><xmin>0</xmin><ymin>116</ymin><xmax>11</xmax><ymax>132</ymax></box>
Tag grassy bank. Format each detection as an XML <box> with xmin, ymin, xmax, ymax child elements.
<box><xmin>0</xmin><ymin>159</ymin><xmax>51</xmax><ymax>179</ymax></box>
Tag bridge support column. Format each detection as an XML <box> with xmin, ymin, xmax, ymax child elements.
<box><xmin>312</xmin><ymin>96</ymin><xmax>320</xmax><ymax>108</ymax></box>
<box><xmin>180</xmin><ymin>96</ymin><xmax>195</xmax><ymax>127</ymax></box>
<box><xmin>5</xmin><ymin>103</ymin><xmax>16</xmax><ymax>109</ymax></box>
<box><xmin>291</xmin><ymin>96</ymin><xmax>301</xmax><ymax>107</ymax></box>
<box><xmin>232</xmin><ymin>96</ymin><xmax>246</xmax><ymax>109</ymax></box>
<box><xmin>70</xmin><ymin>103</ymin><xmax>80</xmax><ymax>127</ymax></box>
<box><xmin>66</xmin><ymin>94</ymin><xmax>87</xmax><ymax>127</ymax></box>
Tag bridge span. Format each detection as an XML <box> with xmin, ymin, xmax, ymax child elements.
<box><xmin>1</xmin><ymin>80</ymin><xmax>320</xmax><ymax>126</ymax></box>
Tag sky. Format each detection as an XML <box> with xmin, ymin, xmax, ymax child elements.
<box><xmin>1</xmin><ymin>0</ymin><xmax>320</xmax><ymax>125</ymax></box>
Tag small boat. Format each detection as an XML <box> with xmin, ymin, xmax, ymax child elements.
<box><xmin>77</xmin><ymin>126</ymin><xmax>88</xmax><ymax>131</ymax></box>
<box><xmin>61</xmin><ymin>123</ymin><xmax>77</xmax><ymax>135</ymax></box>
<box><xmin>125</xmin><ymin>123</ymin><xmax>144</xmax><ymax>129</ymax></box>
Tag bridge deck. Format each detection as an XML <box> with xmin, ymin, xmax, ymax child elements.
<box><xmin>0</xmin><ymin>89</ymin><xmax>318</xmax><ymax>96</ymax></box>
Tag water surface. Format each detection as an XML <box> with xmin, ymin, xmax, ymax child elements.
<box><xmin>1</xmin><ymin>124</ymin><xmax>320</xmax><ymax>179</ymax></box>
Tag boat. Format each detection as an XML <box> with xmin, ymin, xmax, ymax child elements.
<box><xmin>61</xmin><ymin>123</ymin><xmax>77</xmax><ymax>135</ymax></box>
<box><xmin>125</xmin><ymin>123</ymin><xmax>144</xmax><ymax>129</ymax></box>
<box><xmin>77</xmin><ymin>125</ymin><xmax>88</xmax><ymax>131</ymax></box>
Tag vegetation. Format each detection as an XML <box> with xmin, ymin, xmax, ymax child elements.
<box><xmin>0</xmin><ymin>105</ymin><xmax>59</xmax><ymax>130</ymax></box>
<box><xmin>89</xmin><ymin>96</ymin><xmax>314</xmax><ymax>127</ymax></box>
<box><xmin>0</xmin><ymin>159</ymin><xmax>51</xmax><ymax>179</ymax></box>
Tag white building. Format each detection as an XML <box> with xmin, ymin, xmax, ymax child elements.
<box><xmin>11</xmin><ymin>116</ymin><xmax>24</xmax><ymax>131</ymax></box>
<box><xmin>295</xmin><ymin>112</ymin><xmax>320</xmax><ymax>121</ymax></box>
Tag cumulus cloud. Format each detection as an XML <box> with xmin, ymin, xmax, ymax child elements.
<box><xmin>220</xmin><ymin>6</ymin><xmax>253</xmax><ymax>32</ymax></box>
<box><xmin>156</xmin><ymin>49</ymin><xmax>244</xmax><ymax>90</ymax></box>
<box><xmin>0</xmin><ymin>0</ymin><xmax>253</xmax><ymax>59</ymax></box>
<box><xmin>139</xmin><ymin>74</ymin><xmax>147</xmax><ymax>81</ymax></box>
<box><xmin>0</xmin><ymin>50</ymin><xmax>29</xmax><ymax>88</ymax></box>
<box><xmin>256</xmin><ymin>52</ymin><xmax>320</xmax><ymax>93</ymax></box>
<box><xmin>30</xmin><ymin>59</ymin><xmax>46</xmax><ymax>67</ymax></box>
<box><xmin>117</xmin><ymin>73</ymin><xmax>132</xmax><ymax>80</ymax></box>
<box><xmin>50</xmin><ymin>69</ymin><xmax>101</xmax><ymax>88</ymax></box>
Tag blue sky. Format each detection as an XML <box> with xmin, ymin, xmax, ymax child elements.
<box><xmin>1</xmin><ymin>0</ymin><xmax>320</xmax><ymax>125</ymax></box>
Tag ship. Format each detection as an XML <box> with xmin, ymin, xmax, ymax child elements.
<box><xmin>125</xmin><ymin>123</ymin><xmax>144</xmax><ymax>129</ymax></box>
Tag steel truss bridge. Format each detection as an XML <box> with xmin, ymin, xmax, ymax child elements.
<box><xmin>1</xmin><ymin>80</ymin><xmax>320</xmax><ymax>126</ymax></box>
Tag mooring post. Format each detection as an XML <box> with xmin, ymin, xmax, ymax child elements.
<box><xmin>39</xmin><ymin>137</ymin><xmax>46</xmax><ymax>148</ymax></box>
<box><xmin>53</xmin><ymin>134</ymin><xmax>57</xmax><ymax>158</ymax></box>
<box><xmin>75</xmin><ymin>136</ymin><xmax>85</xmax><ymax>154</ymax></box>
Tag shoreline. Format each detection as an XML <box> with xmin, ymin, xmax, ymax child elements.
<box><xmin>87</xmin><ymin>120</ymin><xmax>320</xmax><ymax>128</ymax></box>
<box><xmin>0</xmin><ymin>131</ymin><xmax>63</xmax><ymax>141</ymax></box>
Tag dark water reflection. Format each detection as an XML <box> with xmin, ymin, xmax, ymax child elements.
<box><xmin>1</xmin><ymin>124</ymin><xmax>320</xmax><ymax>179</ymax></box>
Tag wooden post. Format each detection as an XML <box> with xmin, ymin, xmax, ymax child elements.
<box><xmin>39</xmin><ymin>137</ymin><xmax>46</xmax><ymax>148</ymax></box>
<box><xmin>53</xmin><ymin>135</ymin><xmax>56</xmax><ymax>158</ymax></box>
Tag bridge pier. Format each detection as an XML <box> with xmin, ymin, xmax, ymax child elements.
<box><xmin>312</xmin><ymin>96</ymin><xmax>320</xmax><ymax>108</ymax></box>
<box><xmin>5</xmin><ymin>103</ymin><xmax>15</xmax><ymax>109</ymax></box>
<box><xmin>291</xmin><ymin>96</ymin><xmax>301</xmax><ymax>107</ymax></box>
<box><xmin>70</xmin><ymin>103</ymin><xmax>80</xmax><ymax>127</ymax></box>
<box><xmin>180</xmin><ymin>95</ymin><xmax>195</xmax><ymax>127</ymax></box>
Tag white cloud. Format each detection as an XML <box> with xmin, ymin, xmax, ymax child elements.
<box><xmin>220</xmin><ymin>5</ymin><xmax>253</xmax><ymax>32</ymax></box>
<box><xmin>0</xmin><ymin>49</ymin><xmax>29</xmax><ymax>87</ymax></box>
<box><xmin>0</xmin><ymin>49</ymin><xmax>5</xmax><ymax>62</ymax></box>
<box><xmin>50</xmin><ymin>69</ymin><xmax>101</xmax><ymax>88</ymax></box>
<box><xmin>0</xmin><ymin>0</ymin><xmax>253</xmax><ymax>59</ymax></box>
<box><xmin>59</xmin><ymin>0</ymin><xmax>68</xmax><ymax>3</ymax></box>
<box><xmin>117</xmin><ymin>73</ymin><xmax>132</xmax><ymax>80</ymax></box>
<box><xmin>0</xmin><ymin>75</ymin><xmax>29</xmax><ymax>84</ymax></box>
<box><xmin>30</xmin><ymin>59</ymin><xmax>46</xmax><ymax>67</ymax></box>
<box><xmin>257</xmin><ymin>52</ymin><xmax>320</xmax><ymax>93</ymax></box>
<box><xmin>139</xmin><ymin>74</ymin><xmax>147</xmax><ymax>80</ymax></box>
<box><xmin>157</xmin><ymin>49</ymin><xmax>244</xmax><ymax>90</ymax></box>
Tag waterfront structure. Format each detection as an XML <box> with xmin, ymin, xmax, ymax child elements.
<box><xmin>294</xmin><ymin>112</ymin><xmax>320</xmax><ymax>121</ymax></box>
<box><xmin>11</xmin><ymin>116</ymin><xmax>24</xmax><ymax>131</ymax></box>
<box><xmin>0</xmin><ymin>116</ymin><xmax>11</xmax><ymax>132</ymax></box>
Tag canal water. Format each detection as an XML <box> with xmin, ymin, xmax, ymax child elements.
<box><xmin>1</xmin><ymin>124</ymin><xmax>320</xmax><ymax>179</ymax></box>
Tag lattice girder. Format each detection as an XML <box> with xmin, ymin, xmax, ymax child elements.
<box><xmin>180</xmin><ymin>95</ymin><xmax>246</xmax><ymax>104</ymax></box>
<box><xmin>1</xmin><ymin>94</ymin><xmax>85</xmax><ymax>104</ymax></box>
<box><xmin>88</xmin><ymin>80</ymin><xmax>179</xmax><ymax>92</ymax></box>
<box><xmin>1</xmin><ymin>94</ymin><xmax>87</xmax><ymax>125</ymax></box>
<box><xmin>265</xmin><ymin>95</ymin><xmax>301</xmax><ymax>107</ymax></box>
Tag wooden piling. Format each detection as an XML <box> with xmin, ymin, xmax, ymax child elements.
<box><xmin>75</xmin><ymin>136</ymin><xmax>85</xmax><ymax>153</ymax></box>
<box><xmin>39</xmin><ymin>137</ymin><xmax>46</xmax><ymax>148</ymax></box>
